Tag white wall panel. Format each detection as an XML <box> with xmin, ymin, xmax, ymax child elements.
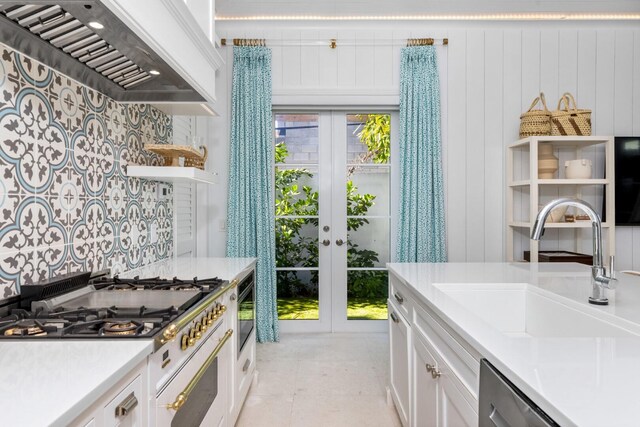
<box><xmin>301</xmin><ymin>31</ymin><xmax>320</xmax><ymax>88</ymax></box>
<box><xmin>355</xmin><ymin>31</ymin><xmax>375</xmax><ymax>88</ymax></box>
<box><xmin>446</xmin><ymin>29</ymin><xmax>468</xmax><ymax>262</ymax></box>
<box><xmin>465</xmin><ymin>30</ymin><xmax>486</xmax><ymax>261</ymax></box>
<box><xmin>484</xmin><ymin>30</ymin><xmax>505</xmax><ymax>262</ymax></box>
<box><xmin>210</xmin><ymin>21</ymin><xmax>640</xmax><ymax>269</ymax></box>
<box><xmin>318</xmin><ymin>30</ymin><xmax>339</xmax><ymax>88</ymax></box>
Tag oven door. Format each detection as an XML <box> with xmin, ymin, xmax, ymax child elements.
<box><xmin>156</xmin><ymin>326</ymin><xmax>233</xmax><ymax>427</ymax></box>
<box><xmin>237</xmin><ymin>273</ymin><xmax>255</xmax><ymax>356</ymax></box>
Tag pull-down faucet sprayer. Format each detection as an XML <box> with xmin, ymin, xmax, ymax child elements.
<box><xmin>531</xmin><ymin>198</ymin><xmax>616</xmax><ymax>305</ymax></box>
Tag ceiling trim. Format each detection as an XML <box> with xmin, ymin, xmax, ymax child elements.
<box><xmin>216</xmin><ymin>13</ymin><xmax>640</xmax><ymax>21</ymax></box>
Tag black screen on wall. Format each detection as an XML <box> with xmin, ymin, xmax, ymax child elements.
<box><xmin>615</xmin><ymin>137</ymin><xmax>640</xmax><ymax>225</ymax></box>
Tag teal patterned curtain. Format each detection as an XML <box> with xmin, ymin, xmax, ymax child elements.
<box><xmin>226</xmin><ymin>46</ymin><xmax>279</xmax><ymax>342</ymax></box>
<box><xmin>395</xmin><ymin>46</ymin><xmax>447</xmax><ymax>262</ymax></box>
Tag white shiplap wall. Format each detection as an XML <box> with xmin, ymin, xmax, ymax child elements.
<box><xmin>210</xmin><ymin>20</ymin><xmax>640</xmax><ymax>270</ymax></box>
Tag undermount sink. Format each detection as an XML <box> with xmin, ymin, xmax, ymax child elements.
<box><xmin>433</xmin><ymin>283</ymin><xmax>638</xmax><ymax>338</ymax></box>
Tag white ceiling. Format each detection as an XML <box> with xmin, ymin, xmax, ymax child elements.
<box><xmin>215</xmin><ymin>0</ymin><xmax>640</xmax><ymax>18</ymax></box>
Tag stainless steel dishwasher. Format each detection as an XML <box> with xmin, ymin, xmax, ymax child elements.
<box><xmin>479</xmin><ymin>359</ymin><xmax>560</xmax><ymax>427</ymax></box>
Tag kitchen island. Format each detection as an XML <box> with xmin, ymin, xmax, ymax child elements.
<box><xmin>387</xmin><ymin>262</ymin><xmax>640</xmax><ymax>427</ymax></box>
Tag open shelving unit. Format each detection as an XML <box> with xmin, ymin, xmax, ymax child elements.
<box><xmin>506</xmin><ymin>136</ymin><xmax>615</xmax><ymax>262</ymax></box>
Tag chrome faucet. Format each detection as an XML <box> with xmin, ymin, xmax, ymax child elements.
<box><xmin>531</xmin><ymin>198</ymin><xmax>616</xmax><ymax>305</ymax></box>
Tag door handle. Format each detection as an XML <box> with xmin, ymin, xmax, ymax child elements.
<box><xmin>335</xmin><ymin>239</ymin><xmax>344</xmax><ymax>246</ymax></box>
<box><xmin>322</xmin><ymin>239</ymin><xmax>330</xmax><ymax>246</ymax></box>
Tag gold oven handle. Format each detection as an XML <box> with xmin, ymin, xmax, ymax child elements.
<box><xmin>165</xmin><ymin>329</ymin><xmax>234</xmax><ymax>412</ymax></box>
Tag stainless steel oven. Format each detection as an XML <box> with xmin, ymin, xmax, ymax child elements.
<box><xmin>156</xmin><ymin>322</ymin><xmax>233</xmax><ymax>427</ymax></box>
<box><xmin>236</xmin><ymin>272</ymin><xmax>255</xmax><ymax>357</ymax></box>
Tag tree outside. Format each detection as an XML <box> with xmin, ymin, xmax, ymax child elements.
<box><xmin>275</xmin><ymin>114</ymin><xmax>390</xmax><ymax>320</ymax></box>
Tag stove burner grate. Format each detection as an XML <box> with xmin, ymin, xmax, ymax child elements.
<box><xmin>91</xmin><ymin>275</ymin><xmax>224</xmax><ymax>292</ymax></box>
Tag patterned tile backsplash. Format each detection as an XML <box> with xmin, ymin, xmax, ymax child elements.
<box><xmin>0</xmin><ymin>42</ymin><xmax>174</xmax><ymax>299</ymax></box>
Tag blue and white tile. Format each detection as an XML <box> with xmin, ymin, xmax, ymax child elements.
<box><xmin>0</xmin><ymin>43</ymin><xmax>33</xmax><ymax>108</ymax></box>
<box><xmin>0</xmin><ymin>249</ymin><xmax>36</xmax><ymax>297</ymax></box>
<box><xmin>34</xmin><ymin>244</ymin><xmax>69</xmax><ymax>280</ymax></box>
<box><xmin>44</xmin><ymin>71</ymin><xmax>86</xmax><ymax>137</ymax></box>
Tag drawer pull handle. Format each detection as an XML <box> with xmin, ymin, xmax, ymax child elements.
<box><xmin>394</xmin><ymin>292</ymin><xmax>404</xmax><ymax>304</ymax></box>
<box><xmin>426</xmin><ymin>363</ymin><xmax>433</xmax><ymax>372</ymax></box>
<box><xmin>243</xmin><ymin>358</ymin><xmax>251</xmax><ymax>372</ymax></box>
<box><xmin>390</xmin><ymin>312</ymin><xmax>399</xmax><ymax>323</ymax></box>
<box><xmin>115</xmin><ymin>392</ymin><xmax>138</xmax><ymax>417</ymax></box>
<box><xmin>431</xmin><ymin>368</ymin><xmax>441</xmax><ymax>379</ymax></box>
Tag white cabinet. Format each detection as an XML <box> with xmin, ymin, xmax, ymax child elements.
<box><xmin>412</xmin><ymin>334</ymin><xmax>438</xmax><ymax>427</ymax></box>
<box><xmin>70</xmin><ymin>360</ymin><xmax>148</xmax><ymax>427</ymax></box>
<box><xmin>388</xmin><ymin>271</ymin><xmax>479</xmax><ymax>427</ymax></box>
<box><xmin>439</xmin><ymin>374</ymin><xmax>477</xmax><ymax>427</ymax></box>
<box><xmin>389</xmin><ymin>299</ymin><xmax>411</xmax><ymax>427</ymax></box>
<box><xmin>413</xmin><ymin>333</ymin><xmax>477</xmax><ymax>427</ymax></box>
<box><xmin>103</xmin><ymin>375</ymin><xmax>144</xmax><ymax>427</ymax></box>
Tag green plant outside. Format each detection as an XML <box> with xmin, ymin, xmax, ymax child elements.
<box><xmin>275</xmin><ymin>114</ymin><xmax>391</xmax><ymax>318</ymax></box>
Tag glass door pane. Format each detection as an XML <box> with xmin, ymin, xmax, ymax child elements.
<box><xmin>345</xmin><ymin>114</ymin><xmax>391</xmax><ymax>321</ymax></box>
<box><xmin>274</xmin><ymin>114</ymin><xmax>320</xmax><ymax>320</ymax></box>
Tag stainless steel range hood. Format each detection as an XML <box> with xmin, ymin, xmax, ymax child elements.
<box><xmin>0</xmin><ymin>1</ymin><xmax>207</xmax><ymax>103</ymax></box>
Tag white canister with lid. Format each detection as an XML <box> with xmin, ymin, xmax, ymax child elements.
<box><xmin>565</xmin><ymin>159</ymin><xmax>592</xmax><ymax>179</ymax></box>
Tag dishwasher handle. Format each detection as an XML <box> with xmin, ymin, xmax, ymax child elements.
<box><xmin>489</xmin><ymin>405</ymin><xmax>509</xmax><ymax>427</ymax></box>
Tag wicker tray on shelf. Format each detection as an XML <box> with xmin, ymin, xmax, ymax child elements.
<box><xmin>144</xmin><ymin>144</ymin><xmax>208</xmax><ymax>170</ymax></box>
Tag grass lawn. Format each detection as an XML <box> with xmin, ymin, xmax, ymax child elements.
<box><xmin>277</xmin><ymin>297</ymin><xmax>387</xmax><ymax>320</ymax></box>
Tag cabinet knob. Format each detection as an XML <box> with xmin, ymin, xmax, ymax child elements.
<box><xmin>394</xmin><ymin>292</ymin><xmax>404</xmax><ymax>304</ymax></box>
<box><xmin>431</xmin><ymin>368</ymin><xmax>441</xmax><ymax>379</ymax></box>
<box><xmin>390</xmin><ymin>312</ymin><xmax>399</xmax><ymax>323</ymax></box>
<box><xmin>335</xmin><ymin>239</ymin><xmax>344</xmax><ymax>246</ymax></box>
<box><xmin>322</xmin><ymin>239</ymin><xmax>331</xmax><ymax>246</ymax></box>
<box><xmin>426</xmin><ymin>363</ymin><xmax>434</xmax><ymax>372</ymax></box>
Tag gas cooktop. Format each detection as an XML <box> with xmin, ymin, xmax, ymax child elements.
<box><xmin>0</xmin><ymin>271</ymin><xmax>226</xmax><ymax>339</ymax></box>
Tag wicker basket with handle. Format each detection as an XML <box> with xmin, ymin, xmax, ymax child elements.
<box><xmin>144</xmin><ymin>144</ymin><xmax>208</xmax><ymax>170</ymax></box>
<box><xmin>550</xmin><ymin>92</ymin><xmax>591</xmax><ymax>136</ymax></box>
<box><xmin>519</xmin><ymin>92</ymin><xmax>551</xmax><ymax>138</ymax></box>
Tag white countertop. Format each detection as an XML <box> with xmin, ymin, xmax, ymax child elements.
<box><xmin>120</xmin><ymin>257</ymin><xmax>257</xmax><ymax>282</ymax></box>
<box><xmin>0</xmin><ymin>257</ymin><xmax>255</xmax><ymax>426</ymax></box>
<box><xmin>387</xmin><ymin>262</ymin><xmax>640</xmax><ymax>427</ymax></box>
<box><xmin>0</xmin><ymin>340</ymin><xmax>152</xmax><ymax>427</ymax></box>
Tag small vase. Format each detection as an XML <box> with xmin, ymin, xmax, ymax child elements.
<box><xmin>538</xmin><ymin>144</ymin><xmax>558</xmax><ymax>179</ymax></box>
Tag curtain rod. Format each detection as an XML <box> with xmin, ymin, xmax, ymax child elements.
<box><xmin>220</xmin><ymin>38</ymin><xmax>448</xmax><ymax>48</ymax></box>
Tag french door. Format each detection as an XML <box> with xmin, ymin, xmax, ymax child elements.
<box><xmin>274</xmin><ymin>110</ymin><xmax>397</xmax><ymax>332</ymax></box>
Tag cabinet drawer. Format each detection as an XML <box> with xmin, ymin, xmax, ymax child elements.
<box><xmin>103</xmin><ymin>374</ymin><xmax>143</xmax><ymax>427</ymax></box>
<box><xmin>413</xmin><ymin>303</ymin><xmax>480</xmax><ymax>401</ymax></box>
<box><xmin>389</xmin><ymin>273</ymin><xmax>413</xmax><ymax>321</ymax></box>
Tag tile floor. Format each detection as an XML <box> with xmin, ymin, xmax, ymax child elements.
<box><xmin>236</xmin><ymin>333</ymin><xmax>402</xmax><ymax>427</ymax></box>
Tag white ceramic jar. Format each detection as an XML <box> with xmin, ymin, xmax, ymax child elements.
<box><xmin>565</xmin><ymin>159</ymin><xmax>592</xmax><ymax>179</ymax></box>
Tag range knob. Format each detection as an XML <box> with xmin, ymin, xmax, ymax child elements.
<box><xmin>189</xmin><ymin>328</ymin><xmax>197</xmax><ymax>345</ymax></box>
<box><xmin>220</xmin><ymin>305</ymin><xmax>227</xmax><ymax>313</ymax></box>
<box><xmin>181</xmin><ymin>334</ymin><xmax>189</xmax><ymax>351</ymax></box>
<box><xmin>201</xmin><ymin>316</ymin><xmax>209</xmax><ymax>331</ymax></box>
<box><xmin>208</xmin><ymin>311</ymin><xmax>215</xmax><ymax>322</ymax></box>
